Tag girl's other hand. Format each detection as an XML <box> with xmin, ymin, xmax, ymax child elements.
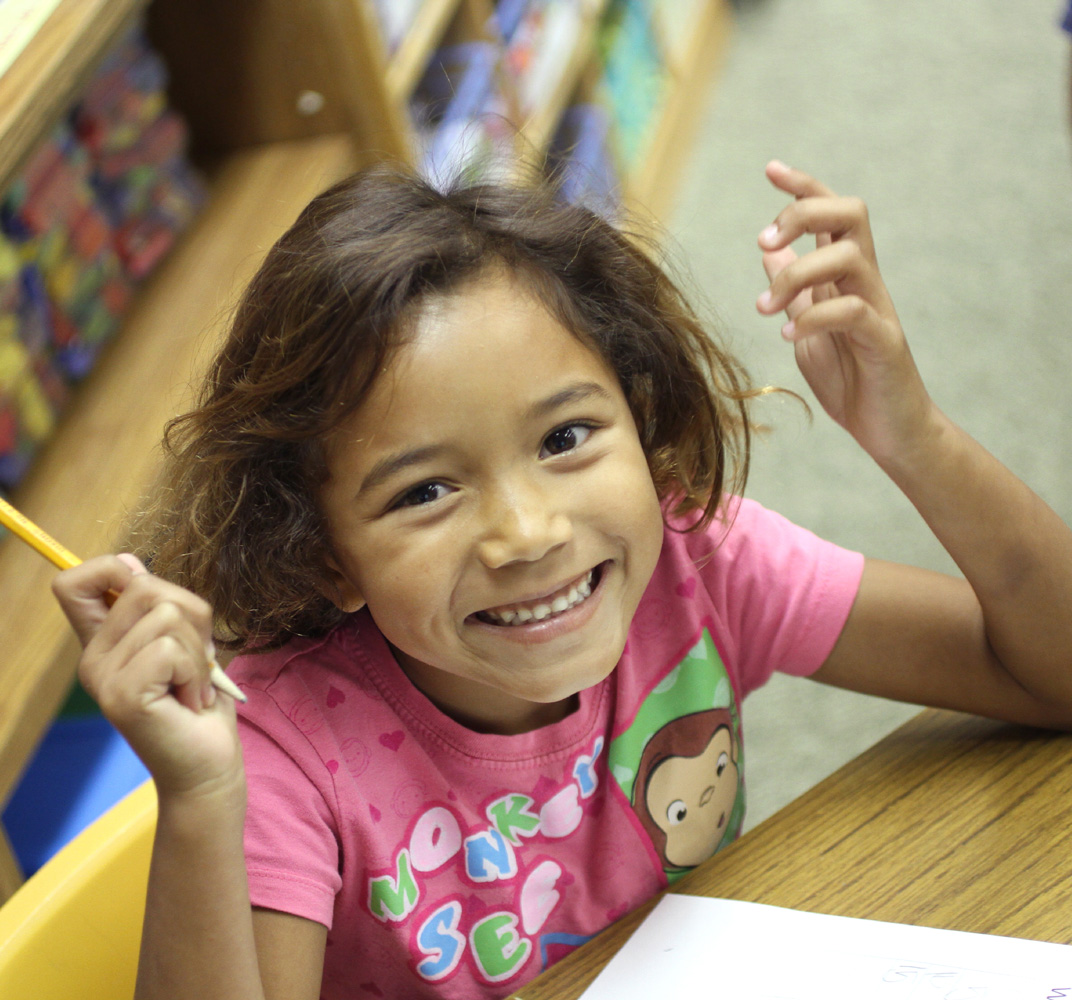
<box><xmin>756</xmin><ymin>160</ymin><xmax>937</xmax><ymax>467</ymax></box>
<box><xmin>52</xmin><ymin>555</ymin><xmax>243</xmax><ymax>800</ymax></box>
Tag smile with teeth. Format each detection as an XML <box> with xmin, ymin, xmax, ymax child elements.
<box><xmin>476</xmin><ymin>567</ymin><xmax>600</xmax><ymax>626</ymax></box>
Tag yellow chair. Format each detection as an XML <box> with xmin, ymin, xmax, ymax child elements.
<box><xmin>0</xmin><ymin>780</ymin><xmax>155</xmax><ymax>999</ymax></box>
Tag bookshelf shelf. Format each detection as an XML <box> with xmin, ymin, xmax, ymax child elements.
<box><xmin>0</xmin><ymin>0</ymin><xmax>147</xmax><ymax>193</ymax></box>
<box><xmin>0</xmin><ymin>0</ymin><xmax>729</xmax><ymax>901</ymax></box>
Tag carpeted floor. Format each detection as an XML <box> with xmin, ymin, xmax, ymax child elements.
<box><xmin>665</xmin><ymin>0</ymin><xmax>1072</xmax><ymax>828</ymax></box>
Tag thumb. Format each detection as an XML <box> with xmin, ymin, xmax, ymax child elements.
<box><xmin>51</xmin><ymin>554</ymin><xmax>139</xmax><ymax>647</ymax></box>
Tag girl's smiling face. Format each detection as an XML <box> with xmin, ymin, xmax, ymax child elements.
<box><xmin>319</xmin><ymin>268</ymin><xmax>665</xmax><ymax>734</ymax></box>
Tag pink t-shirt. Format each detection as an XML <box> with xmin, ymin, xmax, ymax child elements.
<box><xmin>229</xmin><ymin>498</ymin><xmax>864</xmax><ymax>999</ymax></box>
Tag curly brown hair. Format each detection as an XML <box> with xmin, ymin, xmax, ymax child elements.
<box><xmin>131</xmin><ymin>164</ymin><xmax>762</xmax><ymax>650</ymax></box>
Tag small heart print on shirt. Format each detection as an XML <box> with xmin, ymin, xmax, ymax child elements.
<box><xmin>675</xmin><ymin>578</ymin><xmax>697</xmax><ymax>599</ymax></box>
<box><xmin>379</xmin><ymin>730</ymin><xmax>405</xmax><ymax>751</ymax></box>
<box><xmin>326</xmin><ymin>685</ymin><xmax>345</xmax><ymax>708</ymax></box>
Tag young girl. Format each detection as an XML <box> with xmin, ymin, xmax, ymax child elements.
<box><xmin>53</xmin><ymin>160</ymin><xmax>1072</xmax><ymax>1000</ymax></box>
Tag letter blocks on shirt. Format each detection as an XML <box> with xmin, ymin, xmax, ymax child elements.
<box><xmin>365</xmin><ymin>738</ymin><xmax>603</xmax><ymax>985</ymax></box>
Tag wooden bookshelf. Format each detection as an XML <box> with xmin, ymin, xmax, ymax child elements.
<box><xmin>0</xmin><ymin>0</ymin><xmax>147</xmax><ymax>192</ymax></box>
<box><xmin>0</xmin><ymin>0</ymin><xmax>729</xmax><ymax>902</ymax></box>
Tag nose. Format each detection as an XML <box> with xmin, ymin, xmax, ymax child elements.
<box><xmin>475</xmin><ymin>480</ymin><xmax>572</xmax><ymax>569</ymax></box>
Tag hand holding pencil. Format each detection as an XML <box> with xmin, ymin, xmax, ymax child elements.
<box><xmin>0</xmin><ymin>495</ymin><xmax>245</xmax><ymax>703</ymax></box>
<box><xmin>15</xmin><ymin>495</ymin><xmax>251</xmax><ymax>797</ymax></box>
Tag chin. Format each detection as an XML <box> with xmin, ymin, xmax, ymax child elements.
<box><xmin>527</xmin><ymin>659</ymin><xmax>618</xmax><ymax>704</ymax></box>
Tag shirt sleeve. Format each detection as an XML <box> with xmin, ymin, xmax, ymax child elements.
<box><xmin>238</xmin><ymin>694</ymin><xmax>342</xmax><ymax>929</ymax></box>
<box><xmin>690</xmin><ymin>497</ymin><xmax>865</xmax><ymax>697</ymax></box>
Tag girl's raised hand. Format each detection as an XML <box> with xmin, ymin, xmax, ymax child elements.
<box><xmin>52</xmin><ymin>555</ymin><xmax>243</xmax><ymax>800</ymax></box>
<box><xmin>756</xmin><ymin>161</ymin><xmax>935</xmax><ymax>466</ymax></box>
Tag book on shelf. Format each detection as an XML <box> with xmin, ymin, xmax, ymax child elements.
<box><xmin>548</xmin><ymin>102</ymin><xmax>620</xmax><ymax>219</ymax></box>
<box><xmin>0</xmin><ymin>23</ymin><xmax>202</xmax><ymax>494</ymax></box>
<box><xmin>597</xmin><ymin>0</ymin><xmax>667</xmax><ymax>172</ymax></box>
<box><xmin>498</xmin><ymin>0</ymin><xmax>588</xmax><ymax>115</ymax></box>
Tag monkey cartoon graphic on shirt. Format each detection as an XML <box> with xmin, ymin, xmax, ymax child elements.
<box><xmin>632</xmin><ymin>708</ymin><xmax>739</xmax><ymax>868</ymax></box>
<box><xmin>608</xmin><ymin>626</ymin><xmax>746</xmax><ymax>879</ymax></box>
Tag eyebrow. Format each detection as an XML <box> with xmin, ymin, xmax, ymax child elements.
<box><xmin>358</xmin><ymin>380</ymin><xmax>615</xmax><ymax>497</ymax></box>
<box><xmin>358</xmin><ymin>445</ymin><xmax>446</xmax><ymax>497</ymax></box>
<box><xmin>526</xmin><ymin>380</ymin><xmax>614</xmax><ymax>421</ymax></box>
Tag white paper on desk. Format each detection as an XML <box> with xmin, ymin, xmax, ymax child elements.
<box><xmin>579</xmin><ymin>895</ymin><xmax>1072</xmax><ymax>1000</ymax></box>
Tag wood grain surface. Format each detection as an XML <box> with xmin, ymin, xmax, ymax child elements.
<box><xmin>509</xmin><ymin>709</ymin><xmax>1072</xmax><ymax>999</ymax></box>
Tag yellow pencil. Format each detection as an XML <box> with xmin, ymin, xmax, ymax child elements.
<box><xmin>0</xmin><ymin>495</ymin><xmax>246</xmax><ymax>703</ymax></box>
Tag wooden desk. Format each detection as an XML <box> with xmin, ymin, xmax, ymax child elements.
<box><xmin>510</xmin><ymin>709</ymin><xmax>1072</xmax><ymax>999</ymax></box>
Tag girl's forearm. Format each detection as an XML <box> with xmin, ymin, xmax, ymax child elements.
<box><xmin>880</xmin><ymin>403</ymin><xmax>1072</xmax><ymax>712</ymax></box>
<box><xmin>135</xmin><ymin>779</ymin><xmax>267</xmax><ymax>1000</ymax></box>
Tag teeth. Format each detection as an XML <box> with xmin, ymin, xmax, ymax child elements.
<box><xmin>480</xmin><ymin>569</ymin><xmax>597</xmax><ymax>626</ymax></box>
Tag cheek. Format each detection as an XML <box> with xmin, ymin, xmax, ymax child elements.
<box><xmin>591</xmin><ymin>450</ymin><xmax>663</xmax><ymax>543</ymax></box>
<box><xmin>355</xmin><ymin>527</ymin><xmax>468</xmax><ymax>630</ymax></box>
<box><xmin>361</xmin><ymin>572</ymin><xmax>447</xmax><ymax>664</ymax></box>
<box><xmin>361</xmin><ymin>548</ymin><xmax>439</xmax><ymax>611</ymax></box>
<box><xmin>622</xmin><ymin>480</ymin><xmax>666</xmax><ymax>581</ymax></box>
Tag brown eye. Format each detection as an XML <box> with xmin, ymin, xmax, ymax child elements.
<box><xmin>545</xmin><ymin>427</ymin><xmax>577</xmax><ymax>454</ymax></box>
<box><xmin>540</xmin><ymin>423</ymin><xmax>593</xmax><ymax>458</ymax></box>
<box><xmin>395</xmin><ymin>482</ymin><xmax>450</xmax><ymax>509</ymax></box>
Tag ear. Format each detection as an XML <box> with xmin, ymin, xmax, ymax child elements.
<box><xmin>318</xmin><ymin>557</ymin><xmax>366</xmax><ymax>614</ymax></box>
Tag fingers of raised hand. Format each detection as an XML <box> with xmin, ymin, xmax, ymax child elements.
<box><xmin>81</xmin><ymin>598</ymin><xmax>214</xmax><ymax>715</ymax></box>
<box><xmin>780</xmin><ymin>294</ymin><xmax>882</xmax><ymax>349</ymax></box>
<box><xmin>763</xmin><ymin>160</ymin><xmax>836</xmax><ymax>200</ymax></box>
<box><xmin>761</xmin><ymin>248</ymin><xmax>814</xmax><ymax>321</ymax></box>
<box><xmin>761</xmin><ymin>246</ymin><xmax>796</xmax><ymax>282</ymax></box>
<box><xmin>757</xmin><ymin>239</ymin><xmax>887</xmax><ymax>321</ymax></box>
<box><xmin>759</xmin><ymin>194</ymin><xmax>875</xmax><ymax>260</ymax></box>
